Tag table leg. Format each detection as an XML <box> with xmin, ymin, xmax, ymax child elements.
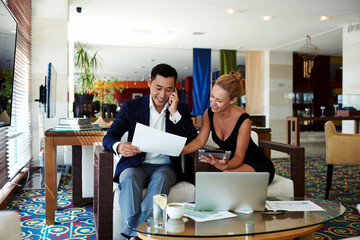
<box><xmin>72</xmin><ymin>146</ymin><xmax>82</xmax><ymax>207</ymax></box>
<box><xmin>45</xmin><ymin>137</ymin><xmax>56</xmax><ymax>225</ymax></box>
<box><xmin>286</xmin><ymin>119</ymin><xmax>291</xmax><ymax>145</ymax></box>
<box><xmin>294</xmin><ymin>118</ymin><xmax>300</xmax><ymax>146</ymax></box>
<box><xmin>355</xmin><ymin>120</ymin><xmax>359</xmax><ymax>134</ymax></box>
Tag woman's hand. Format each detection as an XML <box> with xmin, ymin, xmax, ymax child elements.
<box><xmin>199</xmin><ymin>154</ymin><xmax>228</xmax><ymax>171</ymax></box>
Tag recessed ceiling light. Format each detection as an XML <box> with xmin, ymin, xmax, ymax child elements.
<box><xmin>178</xmin><ymin>45</ymin><xmax>182</xmax><ymax>48</ymax></box>
<box><xmin>226</xmin><ymin>8</ymin><xmax>238</xmax><ymax>14</ymax></box>
<box><xmin>319</xmin><ymin>16</ymin><xmax>330</xmax><ymax>21</ymax></box>
<box><xmin>133</xmin><ymin>29</ymin><xmax>152</xmax><ymax>34</ymax></box>
<box><xmin>192</xmin><ymin>32</ymin><xmax>205</xmax><ymax>35</ymax></box>
<box><xmin>262</xmin><ymin>16</ymin><xmax>273</xmax><ymax>21</ymax></box>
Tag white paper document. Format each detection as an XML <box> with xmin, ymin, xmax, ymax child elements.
<box><xmin>131</xmin><ymin>123</ymin><xmax>187</xmax><ymax>156</ymax></box>
<box><xmin>183</xmin><ymin>203</ymin><xmax>237</xmax><ymax>222</ymax></box>
<box><xmin>265</xmin><ymin>201</ymin><xmax>325</xmax><ymax>212</ymax></box>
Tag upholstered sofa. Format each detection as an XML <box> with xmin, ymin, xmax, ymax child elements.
<box><xmin>0</xmin><ymin>210</ymin><xmax>21</xmax><ymax>240</ymax></box>
<box><xmin>93</xmin><ymin>131</ymin><xmax>304</xmax><ymax>240</ymax></box>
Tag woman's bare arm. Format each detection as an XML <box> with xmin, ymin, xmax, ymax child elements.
<box><xmin>181</xmin><ymin>110</ymin><xmax>211</xmax><ymax>154</ymax></box>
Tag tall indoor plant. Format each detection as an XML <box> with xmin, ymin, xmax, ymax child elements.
<box><xmin>73</xmin><ymin>42</ymin><xmax>101</xmax><ymax>117</ymax></box>
<box><xmin>73</xmin><ymin>42</ymin><xmax>101</xmax><ymax>94</ymax></box>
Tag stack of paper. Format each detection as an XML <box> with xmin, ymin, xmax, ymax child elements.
<box><xmin>54</xmin><ymin>118</ymin><xmax>99</xmax><ymax>131</ymax></box>
<box><xmin>182</xmin><ymin>203</ymin><xmax>237</xmax><ymax>222</ymax></box>
<box><xmin>265</xmin><ymin>201</ymin><xmax>325</xmax><ymax>211</ymax></box>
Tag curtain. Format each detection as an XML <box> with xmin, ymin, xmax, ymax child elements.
<box><xmin>192</xmin><ymin>48</ymin><xmax>211</xmax><ymax>116</ymax></box>
<box><xmin>245</xmin><ymin>51</ymin><xmax>263</xmax><ymax>114</ymax></box>
<box><xmin>220</xmin><ymin>50</ymin><xmax>237</xmax><ymax>76</ymax></box>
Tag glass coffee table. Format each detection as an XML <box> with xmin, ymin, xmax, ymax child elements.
<box><xmin>127</xmin><ymin>198</ymin><xmax>345</xmax><ymax>240</ymax></box>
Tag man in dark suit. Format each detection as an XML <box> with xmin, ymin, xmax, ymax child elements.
<box><xmin>103</xmin><ymin>63</ymin><xmax>197</xmax><ymax>239</ymax></box>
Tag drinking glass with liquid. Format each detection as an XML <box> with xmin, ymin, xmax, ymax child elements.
<box><xmin>153</xmin><ymin>194</ymin><xmax>167</xmax><ymax>228</ymax></box>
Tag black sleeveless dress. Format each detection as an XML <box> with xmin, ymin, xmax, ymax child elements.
<box><xmin>208</xmin><ymin>108</ymin><xmax>275</xmax><ymax>184</ymax></box>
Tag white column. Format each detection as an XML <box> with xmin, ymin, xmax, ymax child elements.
<box><xmin>342</xmin><ymin>25</ymin><xmax>360</xmax><ymax>133</ymax></box>
<box><xmin>264</xmin><ymin>51</ymin><xmax>293</xmax><ymax>157</ymax></box>
<box><xmin>31</xmin><ymin>0</ymin><xmax>69</xmax><ymax>165</ymax></box>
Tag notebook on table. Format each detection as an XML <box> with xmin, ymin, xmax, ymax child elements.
<box><xmin>195</xmin><ymin>172</ymin><xmax>269</xmax><ymax>212</ymax></box>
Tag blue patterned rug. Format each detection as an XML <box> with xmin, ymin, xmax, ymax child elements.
<box><xmin>5</xmin><ymin>167</ymin><xmax>96</xmax><ymax>239</ymax></box>
<box><xmin>4</xmin><ymin>156</ymin><xmax>360</xmax><ymax>239</ymax></box>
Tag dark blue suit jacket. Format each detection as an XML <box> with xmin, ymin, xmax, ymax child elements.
<box><xmin>103</xmin><ymin>95</ymin><xmax>198</xmax><ymax>183</ymax></box>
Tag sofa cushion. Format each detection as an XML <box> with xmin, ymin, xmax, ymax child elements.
<box><xmin>267</xmin><ymin>174</ymin><xmax>294</xmax><ymax>197</ymax></box>
<box><xmin>0</xmin><ymin>211</ymin><xmax>21</xmax><ymax>240</ymax></box>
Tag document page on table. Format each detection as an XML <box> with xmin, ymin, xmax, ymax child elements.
<box><xmin>265</xmin><ymin>201</ymin><xmax>325</xmax><ymax>211</ymax></box>
<box><xmin>131</xmin><ymin>123</ymin><xmax>187</xmax><ymax>156</ymax></box>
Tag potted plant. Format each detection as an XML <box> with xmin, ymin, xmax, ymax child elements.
<box><xmin>93</xmin><ymin>77</ymin><xmax>124</xmax><ymax>118</ymax></box>
<box><xmin>0</xmin><ymin>68</ymin><xmax>14</xmax><ymax>117</ymax></box>
<box><xmin>73</xmin><ymin>42</ymin><xmax>101</xmax><ymax>117</ymax></box>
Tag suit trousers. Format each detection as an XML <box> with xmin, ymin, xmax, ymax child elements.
<box><xmin>118</xmin><ymin>163</ymin><xmax>177</xmax><ymax>238</ymax></box>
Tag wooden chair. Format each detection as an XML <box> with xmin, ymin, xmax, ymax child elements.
<box><xmin>324</xmin><ymin>120</ymin><xmax>360</xmax><ymax>199</ymax></box>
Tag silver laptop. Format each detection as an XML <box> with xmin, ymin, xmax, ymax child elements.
<box><xmin>195</xmin><ymin>172</ymin><xmax>269</xmax><ymax>211</ymax></box>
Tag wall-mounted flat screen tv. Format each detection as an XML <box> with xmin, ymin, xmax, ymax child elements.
<box><xmin>0</xmin><ymin>1</ymin><xmax>17</xmax><ymax>127</ymax></box>
<box><xmin>46</xmin><ymin>62</ymin><xmax>57</xmax><ymax>118</ymax></box>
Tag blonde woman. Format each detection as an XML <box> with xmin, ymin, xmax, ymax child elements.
<box><xmin>182</xmin><ymin>72</ymin><xmax>275</xmax><ymax>183</ymax></box>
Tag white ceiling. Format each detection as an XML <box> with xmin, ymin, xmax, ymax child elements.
<box><xmin>68</xmin><ymin>0</ymin><xmax>360</xmax><ymax>81</ymax></box>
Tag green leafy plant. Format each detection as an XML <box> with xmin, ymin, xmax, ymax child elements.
<box><xmin>94</xmin><ymin>77</ymin><xmax>124</xmax><ymax>105</ymax></box>
<box><xmin>0</xmin><ymin>68</ymin><xmax>14</xmax><ymax>114</ymax></box>
<box><xmin>73</xmin><ymin>42</ymin><xmax>101</xmax><ymax>94</ymax></box>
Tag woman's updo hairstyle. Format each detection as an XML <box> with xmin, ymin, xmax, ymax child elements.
<box><xmin>214</xmin><ymin>71</ymin><xmax>245</xmax><ymax>100</ymax></box>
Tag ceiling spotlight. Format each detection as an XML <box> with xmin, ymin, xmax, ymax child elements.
<box><xmin>226</xmin><ymin>8</ymin><xmax>238</xmax><ymax>14</ymax></box>
<box><xmin>262</xmin><ymin>16</ymin><xmax>273</xmax><ymax>21</ymax></box>
<box><xmin>76</xmin><ymin>7</ymin><xmax>82</xmax><ymax>13</ymax></box>
<box><xmin>192</xmin><ymin>32</ymin><xmax>205</xmax><ymax>35</ymax></box>
<box><xmin>319</xmin><ymin>16</ymin><xmax>330</xmax><ymax>21</ymax></box>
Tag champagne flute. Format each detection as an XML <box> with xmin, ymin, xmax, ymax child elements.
<box><xmin>333</xmin><ymin>104</ymin><xmax>338</xmax><ymax>116</ymax></box>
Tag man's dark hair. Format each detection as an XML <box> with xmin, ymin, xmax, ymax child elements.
<box><xmin>151</xmin><ymin>63</ymin><xmax>178</xmax><ymax>83</ymax></box>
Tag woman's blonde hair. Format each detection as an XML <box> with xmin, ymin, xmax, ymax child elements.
<box><xmin>214</xmin><ymin>71</ymin><xmax>245</xmax><ymax>100</ymax></box>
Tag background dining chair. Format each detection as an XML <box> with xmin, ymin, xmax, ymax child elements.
<box><xmin>324</xmin><ymin>120</ymin><xmax>360</xmax><ymax>199</ymax></box>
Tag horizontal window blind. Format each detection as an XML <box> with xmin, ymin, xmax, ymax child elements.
<box><xmin>0</xmin><ymin>128</ymin><xmax>9</xmax><ymax>188</ymax></box>
<box><xmin>0</xmin><ymin>0</ymin><xmax>32</xmax><ymax>185</ymax></box>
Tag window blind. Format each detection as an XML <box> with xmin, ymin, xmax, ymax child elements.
<box><xmin>0</xmin><ymin>0</ymin><xmax>32</xmax><ymax>186</ymax></box>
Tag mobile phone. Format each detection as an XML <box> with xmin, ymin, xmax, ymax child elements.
<box><xmin>198</xmin><ymin>149</ymin><xmax>231</xmax><ymax>161</ymax></box>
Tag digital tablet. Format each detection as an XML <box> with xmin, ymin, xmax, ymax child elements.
<box><xmin>198</xmin><ymin>149</ymin><xmax>231</xmax><ymax>161</ymax></box>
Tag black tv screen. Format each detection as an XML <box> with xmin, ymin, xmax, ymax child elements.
<box><xmin>46</xmin><ymin>63</ymin><xmax>57</xmax><ymax>118</ymax></box>
<box><xmin>0</xmin><ymin>1</ymin><xmax>17</xmax><ymax>127</ymax></box>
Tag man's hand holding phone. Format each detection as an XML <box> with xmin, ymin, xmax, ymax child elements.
<box><xmin>168</xmin><ymin>88</ymin><xmax>179</xmax><ymax>116</ymax></box>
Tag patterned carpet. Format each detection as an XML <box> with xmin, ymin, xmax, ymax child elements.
<box><xmin>4</xmin><ymin>156</ymin><xmax>360</xmax><ymax>239</ymax></box>
<box><xmin>5</xmin><ymin>167</ymin><xmax>96</xmax><ymax>239</ymax></box>
<box><xmin>272</xmin><ymin>155</ymin><xmax>360</xmax><ymax>239</ymax></box>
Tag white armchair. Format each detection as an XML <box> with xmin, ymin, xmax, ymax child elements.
<box><xmin>0</xmin><ymin>210</ymin><xmax>21</xmax><ymax>240</ymax></box>
<box><xmin>93</xmin><ymin>132</ymin><xmax>196</xmax><ymax>240</ymax></box>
